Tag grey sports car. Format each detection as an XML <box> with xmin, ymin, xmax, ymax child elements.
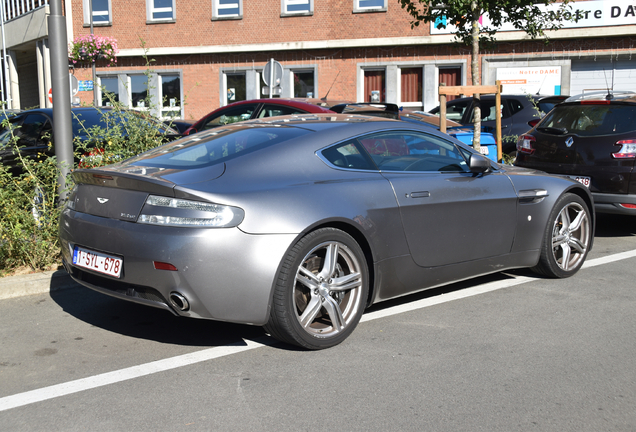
<box><xmin>59</xmin><ymin>114</ymin><xmax>594</xmax><ymax>349</ymax></box>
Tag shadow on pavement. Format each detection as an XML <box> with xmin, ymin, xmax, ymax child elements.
<box><xmin>594</xmin><ymin>213</ymin><xmax>636</xmax><ymax>238</ymax></box>
<box><xmin>50</xmin><ymin>283</ymin><xmax>268</xmax><ymax>348</ymax></box>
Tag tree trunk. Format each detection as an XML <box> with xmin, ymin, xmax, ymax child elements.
<box><xmin>471</xmin><ymin>1</ymin><xmax>481</xmax><ymax>153</ymax></box>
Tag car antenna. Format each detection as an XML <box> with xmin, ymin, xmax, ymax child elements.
<box><xmin>536</xmin><ymin>74</ymin><xmax>548</xmax><ymax>95</ymax></box>
<box><xmin>321</xmin><ymin>70</ymin><xmax>341</xmax><ymax>101</ymax></box>
<box><xmin>603</xmin><ymin>63</ymin><xmax>615</xmax><ymax>100</ymax></box>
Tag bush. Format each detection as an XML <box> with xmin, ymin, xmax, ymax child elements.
<box><xmin>0</xmin><ymin>104</ymin><xmax>173</xmax><ymax>275</ymax></box>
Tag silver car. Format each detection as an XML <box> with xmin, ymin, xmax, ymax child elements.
<box><xmin>59</xmin><ymin>114</ymin><xmax>594</xmax><ymax>349</ymax></box>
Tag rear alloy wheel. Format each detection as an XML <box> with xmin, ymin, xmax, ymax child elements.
<box><xmin>532</xmin><ymin>193</ymin><xmax>591</xmax><ymax>278</ymax></box>
<box><xmin>265</xmin><ymin>228</ymin><xmax>368</xmax><ymax>350</ymax></box>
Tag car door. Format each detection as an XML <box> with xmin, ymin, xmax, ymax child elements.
<box><xmin>358</xmin><ymin>130</ymin><xmax>518</xmax><ymax>267</ymax></box>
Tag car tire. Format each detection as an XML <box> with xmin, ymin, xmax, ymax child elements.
<box><xmin>532</xmin><ymin>193</ymin><xmax>591</xmax><ymax>278</ymax></box>
<box><xmin>264</xmin><ymin>228</ymin><xmax>369</xmax><ymax>350</ymax></box>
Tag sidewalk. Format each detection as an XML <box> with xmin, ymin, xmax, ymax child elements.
<box><xmin>0</xmin><ymin>270</ymin><xmax>77</xmax><ymax>300</ymax></box>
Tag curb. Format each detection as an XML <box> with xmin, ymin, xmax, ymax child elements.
<box><xmin>0</xmin><ymin>270</ymin><xmax>78</xmax><ymax>301</ymax></box>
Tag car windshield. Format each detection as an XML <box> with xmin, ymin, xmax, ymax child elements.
<box><xmin>127</xmin><ymin>125</ymin><xmax>311</xmax><ymax>169</ymax></box>
<box><xmin>539</xmin><ymin>104</ymin><xmax>636</xmax><ymax>136</ymax></box>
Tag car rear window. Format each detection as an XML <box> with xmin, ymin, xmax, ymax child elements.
<box><xmin>540</xmin><ymin>104</ymin><xmax>636</xmax><ymax>136</ymax></box>
<box><xmin>127</xmin><ymin>126</ymin><xmax>311</xmax><ymax>169</ymax></box>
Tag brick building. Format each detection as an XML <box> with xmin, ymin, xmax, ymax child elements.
<box><xmin>2</xmin><ymin>0</ymin><xmax>636</xmax><ymax>121</ymax></box>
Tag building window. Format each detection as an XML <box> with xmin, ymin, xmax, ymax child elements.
<box><xmin>226</xmin><ymin>73</ymin><xmax>247</xmax><ymax>104</ymax></box>
<box><xmin>401</xmin><ymin>68</ymin><xmax>422</xmax><ymax>103</ymax></box>
<box><xmin>130</xmin><ymin>75</ymin><xmax>149</xmax><ymax>110</ymax></box>
<box><xmin>439</xmin><ymin>67</ymin><xmax>461</xmax><ymax>101</ymax></box>
<box><xmin>282</xmin><ymin>0</ymin><xmax>313</xmax><ymax>16</ymax></box>
<box><xmin>364</xmin><ymin>70</ymin><xmax>385</xmax><ymax>102</ymax></box>
<box><xmin>159</xmin><ymin>74</ymin><xmax>181</xmax><ymax>118</ymax></box>
<box><xmin>99</xmin><ymin>76</ymin><xmax>120</xmax><ymax>106</ymax></box>
<box><xmin>353</xmin><ymin>0</ymin><xmax>387</xmax><ymax>13</ymax></box>
<box><xmin>83</xmin><ymin>0</ymin><xmax>112</xmax><ymax>26</ymax></box>
<box><xmin>147</xmin><ymin>0</ymin><xmax>176</xmax><ymax>22</ymax></box>
<box><xmin>213</xmin><ymin>0</ymin><xmax>242</xmax><ymax>19</ymax></box>
<box><xmin>98</xmin><ymin>72</ymin><xmax>184</xmax><ymax>120</ymax></box>
<box><xmin>292</xmin><ymin>70</ymin><xmax>315</xmax><ymax>98</ymax></box>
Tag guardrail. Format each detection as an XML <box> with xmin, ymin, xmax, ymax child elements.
<box><xmin>2</xmin><ymin>0</ymin><xmax>48</xmax><ymax>22</ymax></box>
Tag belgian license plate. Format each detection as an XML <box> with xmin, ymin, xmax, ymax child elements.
<box><xmin>479</xmin><ymin>147</ymin><xmax>489</xmax><ymax>155</ymax></box>
<box><xmin>73</xmin><ymin>246</ymin><xmax>123</xmax><ymax>278</ymax></box>
<box><xmin>567</xmin><ymin>175</ymin><xmax>591</xmax><ymax>188</ymax></box>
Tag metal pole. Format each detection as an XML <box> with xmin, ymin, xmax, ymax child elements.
<box><xmin>48</xmin><ymin>0</ymin><xmax>74</xmax><ymax>201</ymax></box>
<box><xmin>268</xmin><ymin>58</ymin><xmax>273</xmax><ymax>99</ymax></box>
<box><xmin>89</xmin><ymin>0</ymin><xmax>97</xmax><ymax>106</ymax></box>
<box><xmin>0</xmin><ymin>0</ymin><xmax>10</xmax><ymax>108</ymax></box>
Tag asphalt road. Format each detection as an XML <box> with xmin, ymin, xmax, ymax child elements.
<box><xmin>1</xmin><ymin>213</ymin><xmax>635</xmax><ymax>432</ymax></box>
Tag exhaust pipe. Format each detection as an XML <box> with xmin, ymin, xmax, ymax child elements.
<box><xmin>169</xmin><ymin>292</ymin><xmax>190</xmax><ymax>312</ymax></box>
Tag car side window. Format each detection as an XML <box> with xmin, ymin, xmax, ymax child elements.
<box><xmin>508</xmin><ymin>98</ymin><xmax>524</xmax><ymax>116</ymax></box>
<box><xmin>201</xmin><ymin>104</ymin><xmax>257</xmax><ymax>129</ymax></box>
<box><xmin>15</xmin><ymin>114</ymin><xmax>51</xmax><ymax>147</ymax></box>
<box><xmin>445</xmin><ymin>100</ymin><xmax>471</xmax><ymax>122</ymax></box>
<box><xmin>321</xmin><ymin>140</ymin><xmax>377</xmax><ymax>170</ymax></box>
<box><xmin>358</xmin><ymin>131</ymin><xmax>468</xmax><ymax>172</ymax></box>
<box><xmin>259</xmin><ymin>104</ymin><xmax>307</xmax><ymax>118</ymax></box>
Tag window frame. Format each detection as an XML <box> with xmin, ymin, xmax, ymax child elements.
<box><xmin>212</xmin><ymin>0</ymin><xmax>243</xmax><ymax>20</ymax></box>
<box><xmin>353</xmin><ymin>0</ymin><xmax>387</xmax><ymax>13</ymax></box>
<box><xmin>83</xmin><ymin>0</ymin><xmax>112</xmax><ymax>26</ymax></box>
<box><xmin>281</xmin><ymin>0</ymin><xmax>314</xmax><ymax>17</ymax></box>
<box><xmin>97</xmin><ymin>70</ymin><xmax>185</xmax><ymax>120</ymax></box>
<box><xmin>289</xmin><ymin>69</ymin><xmax>316</xmax><ymax>98</ymax></box>
<box><xmin>146</xmin><ymin>0</ymin><xmax>176</xmax><ymax>23</ymax></box>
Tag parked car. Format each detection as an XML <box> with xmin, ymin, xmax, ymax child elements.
<box><xmin>0</xmin><ymin>107</ymin><xmax>180</xmax><ymax>174</ymax></box>
<box><xmin>400</xmin><ymin>111</ymin><xmax>499</xmax><ymax>162</ymax></box>
<box><xmin>183</xmin><ymin>98</ymin><xmax>334</xmax><ymax>135</ymax></box>
<box><xmin>430</xmin><ymin>95</ymin><xmax>568</xmax><ymax>156</ymax></box>
<box><xmin>515</xmin><ymin>91</ymin><xmax>636</xmax><ymax>215</ymax></box>
<box><xmin>60</xmin><ymin>113</ymin><xmax>593</xmax><ymax>350</ymax></box>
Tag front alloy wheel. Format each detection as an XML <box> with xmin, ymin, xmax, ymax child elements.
<box><xmin>533</xmin><ymin>193</ymin><xmax>591</xmax><ymax>278</ymax></box>
<box><xmin>265</xmin><ymin>228</ymin><xmax>368</xmax><ymax>349</ymax></box>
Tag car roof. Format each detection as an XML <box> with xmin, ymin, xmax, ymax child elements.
<box><xmin>400</xmin><ymin>110</ymin><xmax>463</xmax><ymax>128</ymax></box>
<box><xmin>218</xmin><ymin>98</ymin><xmax>333</xmax><ymax>113</ymax></box>
<box><xmin>564</xmin><ymin>91</ymin><xmax>636</xmax><ymax>104</ymax></box>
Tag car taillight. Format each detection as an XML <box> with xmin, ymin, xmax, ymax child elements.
<box><xmin>612</xmin><ymin>140</ymin><xmax>636</xmax><ymax>159</ymax></box>
<box><xmin>517</xmin><ymin>134</ymin><xmax>536</xmax><ymax>154</ymax></box>
<box><xmin>527</xmin><ymin>119</ymin><xmax>540</xmax><ymax>128</ymax></box>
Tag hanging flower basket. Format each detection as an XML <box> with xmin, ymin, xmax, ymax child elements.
<box><xmin>68</xmin><ymin>34</ymin><xmax>118</xmax><ymax>66</ymax></box>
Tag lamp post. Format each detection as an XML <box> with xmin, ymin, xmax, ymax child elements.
<box><xmin>89</xmin><ymin>0</ymin><xmax>98</xmax><ymax>106</ymax></box>
<box><xmin>48</xmin><ymin>0</ymin><xmax>74</xmax><ymax>200</ymax></box>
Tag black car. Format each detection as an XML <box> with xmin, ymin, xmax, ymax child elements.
<box><xmin>515</xmin><ymin>91</ymin><xmax>636</xmax><ymax>215</ymax></box>
<box><xmin>0</xmin><ymin>107</ymin><xmax>180</xmax><ymax>174</ymax></box>
<box><xmin>430</xmin><ymin>94</ymin><xmax>568</xmax><ymax>156</ymax></box>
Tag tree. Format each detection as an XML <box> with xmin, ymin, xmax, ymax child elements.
<box><xmin>399</xmin><ymin>0</ymin><xmax>572</xmax><ymax>154</ymax></box>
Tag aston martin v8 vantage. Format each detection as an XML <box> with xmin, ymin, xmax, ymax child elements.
<box><xmin>59</xmin><ymin>114</ymin><xmax>594</xmax><ymax>349</ymax></box>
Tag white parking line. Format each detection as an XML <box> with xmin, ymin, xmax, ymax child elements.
<box><xmin>1</xmin><ymin>249</ymin><xmax>635</xmax><ymax>412</ymax></box>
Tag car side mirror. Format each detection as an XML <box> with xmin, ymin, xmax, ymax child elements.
<box><xmin>469</xmin><ymin>153</ymin><xmax>490</xmax><ymax>173</ymax></box>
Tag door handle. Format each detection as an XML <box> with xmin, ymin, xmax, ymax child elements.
<box><xmin>409</xmin><ymin>191</ymin><xmax>430</xmax><ymax>198</ymax></box>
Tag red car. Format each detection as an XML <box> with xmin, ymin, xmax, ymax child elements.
<box><xmin>184</xmin><ymin>99</ymin><xmax>334</xmax><ymax>135</ymax></box>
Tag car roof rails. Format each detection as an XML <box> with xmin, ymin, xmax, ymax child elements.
<box><xmin>566</xmin><ymin>90</ymin><xmax>636</xmax><ymax>102</ymax></box>
<box><xmin>329</xmin><ymin>103</ymin><xmax>400</xmax><ymax>120</ymax></box>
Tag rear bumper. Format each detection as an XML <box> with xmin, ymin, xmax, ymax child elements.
<box><xmin>59</xmin><ymin>208</ymin><xmax>297</xmax><ymax>325</ymax></box>
<box><xmin>592</xmin><ymin>192</ymin><xmax>636</xmax><ymax>215</ymax></box>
